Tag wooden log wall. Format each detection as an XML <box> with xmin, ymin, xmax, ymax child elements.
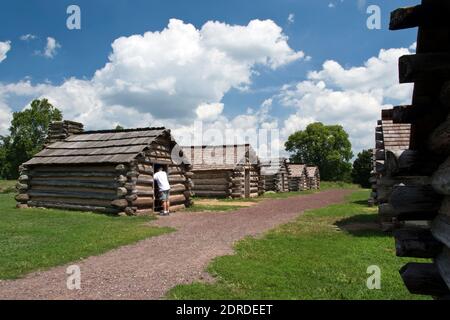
<box><xmin>382</xmin><ymin>0</ymin><xmax>450</xmax><ymax>297</ymax></box>
<box><xmin>128</xmin><ymin>140</ymin><xmax>193</xmax><ymax>215</ymax></box>
<box><xmin>16</xmin><ymin>164</ymin><xmax>125</xmax><ymax>215</ymax></box>
<box><xmin>190</xmin><ymin>165</ymin><xmax>261</xmax><ymax>198</ymax></box>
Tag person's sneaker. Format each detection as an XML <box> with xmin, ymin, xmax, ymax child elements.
<box><xmin>159</xmin><ymin>211</ymin><xmax>166</xmax><ymax>216</ymax></box>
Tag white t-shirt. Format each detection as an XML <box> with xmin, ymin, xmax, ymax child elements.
<box><xmin>153</xmin><ymin>171</ymin><xmax>171</xmax><ymax>191</ymax></box>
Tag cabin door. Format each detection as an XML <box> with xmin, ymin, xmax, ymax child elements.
<box><xmin>153</xmin><ymin>164</ymin><xmax>169</xmax><ymax>212</ymax></box>
<box><xmin>244</xmin><ymin>169</ymin><xmax>250</xmax><ymax>198</ymax></box>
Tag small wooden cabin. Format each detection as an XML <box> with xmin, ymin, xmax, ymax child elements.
<box><xmin>260</xmin><ymin>158</ymin><xmax>290</xmax><ymax>192</ymax></box>
<box><xmin>181</xmin><ymin>144</ymin><xmax>263</xmax><ymax>198</ymax></box>
<box><xmin>287</xmin><ymin>163</ymin><xmax>308</xmax><ymax>191</ymax></box>
<box><xmin>306</xmin><ymin>166</ymin><xmax>321</xmax><ymax>189</ymax></box>
<box><xmin>16</xmin><ymin>122</ymin><xmax>193</xmax><ymax>216</ymax></box>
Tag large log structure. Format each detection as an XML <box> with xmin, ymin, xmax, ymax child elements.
<box><xmin>260</xmin><ymin>158</ymin><xmax>290</xmax><ymax>192</ymax></box>
<box><xmin>16</xmin><ymin>125</ymin><xmax>193</xmax><ymax>216</ymax></box>
<box><xmin>374</xmin><ymin>117</ymin><xmax>412</xmax><ymax>230</ymax></box>
<box><xmin>306</xmin><ymin>166</ymin><xmax>320</xmax><ymax>190</ymax></box>
<box><xmin>287</xmin><ymin>163</ymin><xmax>308</xmax><ymax>191</ymax></box>
<box><xmin>181</xmin><ymin>144</ymin><xmax>263</xmax><ymax>198</ymax></box>
<box><xmin>379</xmin><ymin>0</ymin><xmax>450</xmax><ymax>297</ymax></box>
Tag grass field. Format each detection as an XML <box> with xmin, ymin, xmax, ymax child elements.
<box><xmin>0</xmin><ymin>191</ymin><xmax>172</xmax><ymax>279</ymax></box>
<box><xmin>0</xmin><ymin>180</ymin><xmax>16</xmax><ymax>194</ymax></box>
<box><xmin>168</xmin><ymin>190</ymin><xmax>430</xmax><ymax>300</ymax></box>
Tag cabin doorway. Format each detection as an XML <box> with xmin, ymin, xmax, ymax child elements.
<box><xmin>244</xmin><ymin>169</ymin><xmax>250</xmax><ymax>198</ymax></box>
<box><xmin>153</xmin><ymin>164</ymin><xmax>169</xmax><ymax>212</ymax></box>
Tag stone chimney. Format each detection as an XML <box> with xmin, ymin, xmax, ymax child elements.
<box><xmin>45</xmin><ymin>120</ymin><xmax>84</xmax><ymax>145</ymax></box>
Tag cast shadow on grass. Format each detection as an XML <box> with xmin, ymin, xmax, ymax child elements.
<box><xmin>334</xmin><ymin>213</ymin><xmax>389</xmax><ymax>238</ymax></box>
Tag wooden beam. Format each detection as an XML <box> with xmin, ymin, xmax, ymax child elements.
<box><xmin>399</xmin><ymin>53</ymin><xmax>450</xmax><ymax>83</ymax></box>
<box><xmin>400</xmin><ymin>263</ymin><xmax>450</xmax><ymax>297</ymax></box>
<box><xmin>394</xmin><ymin>227</ymin><xmax>442</xmax><ymax>258</ymax></box>
<box><xmin>390</xmin><ymin>4</ymin><xmax>450</xmax><ymax>30</ymax></box>
<box><xmin>389</xmin><ymin>185</ymin><xmax>442</xmax><ymax>216</ymax></box>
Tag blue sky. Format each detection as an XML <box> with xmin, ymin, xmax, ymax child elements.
<box><xmin>0</xmin><ymin>0</ymin><xmax>418</xmax><ymax>154</ymax></box>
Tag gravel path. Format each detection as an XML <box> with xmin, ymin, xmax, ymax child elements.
<box><xmin>0</xmin><ymin>189</ymin><xmax>352</xmax><ymax>300</ymax></box>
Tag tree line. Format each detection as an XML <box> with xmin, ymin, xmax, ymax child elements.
<box><xmin>1</xmin><ymin>99</ymin><xmax>373</xmax><ymax>187</ymax></box>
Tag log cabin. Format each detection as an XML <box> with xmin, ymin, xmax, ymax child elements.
<box><xmin>16</xmin><ymin>121</ymin><xmax>193</xmax><ymax>216</ymax></box>
<box><xmin>181</xmin><ymin>144</ymin><xmax>263</xmax><ymax>198</ymax></box>
<box><xmin>260</xmin><ymin>158</ymin><xmax>290</xmax><ymax>192</ymax></box>
<box><xmin>306</xmin><ymin>166</ymin><xmax>320</xmax><ymax>190</ymax></box>
<box><xmin>376</xmin><ymin>0</ymin><xmax>450</xmax><ymax>298</ymax></box>
<box><xmin>287</xmin><ymin>163</ymin><xmax>308</xmax><ymax>191</ymax></box>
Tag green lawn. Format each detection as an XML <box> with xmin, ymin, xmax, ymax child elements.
<box><xmin>0</xmin><ymin>193</ymin><xmax>172</xmax><ymax>279</ymax></box>
<box><xmin>168</xmin><ymin>190</ymin><xmax>430</xmax><ymax>300</ymax></box>
<box><xmin>0</xmin><ymin>180</ymin><xmax>16</xmax><ymax>194</ymax></box>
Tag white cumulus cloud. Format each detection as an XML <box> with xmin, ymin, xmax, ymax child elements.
<box><xmin>43</xmin><ymin>37</ymin><xmax>61</xmax><ymax>58</ymax></box>
<box><xmin>0</xmin><ymin>18</ymin><xmax>302</xmax><ymax>135</ymax></box>
<box><xmin>0</xmin><ymin>41</ymin><xmax>11</xmax><ymax>63</ymax></box>
<box><xmin>277</xmin><ymin>46</ymin><xmax>415</xmax><ymax>153</ymax></box>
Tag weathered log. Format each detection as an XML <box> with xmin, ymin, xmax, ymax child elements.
<box><xmin>432</xmin><ymin>158</ymin><xmax>450</xmax><ymax>195</ymax></box>
<box><xmin>193</xmin><ymin>178</ymin><xmax>231</xmax><ymax>185</ymax></box>
<box><xmin>29</xmin><ymin>179</ymin><xmax>118</xmax><ymax>189</ymax></box>
<box><xmin>15</xmin><ymin>193</ymin><xmax>29</xmax><ymax>202</ymax></box>
<box><xmin>399</xmin><ymin>53</ymin><xmax>450</xmax><ymax>83</ymax></box>
<box><xmin>390</xmin><ymin>4</ymin><xmax>450</xmax><ymax>31</ymax></box>
<box><xmin>193</xmin><ymin>185</ymin><xmax>230</xmax><ymax>191</ymax></box>
<box><xmin>115</xmin><ymin>164</ymin><xmax>127</xmax><ymax>172</ymax></box>
<box><xmin>137</xmin><ymin>174</ymin><xmax>153</xmax><ymax>185</ymax></box>
<box><xmin>193</xmin><ymin>190</ymin><xmax>229</xmax><ymax>197</ymax></box>
<box><xmin>169</xmin><ymin>194</ymin><xmax>187</xmax><ymax>204</ymax></box>
<box><xmin>31</xmin><ymin>171</ymin><xmax>117</xmax><ymax>178</ymax></box>
<box><xmin>125</xmin><ymin>194</ymin><xmax>138</xmax><ymax>202</ymax></box>
<box><xmin>16</xmin><ymin>183</ymin><xmax>28</xmax><ymax>192</ymax></box>
<box><xmin>385</xmin><ymin>150</ymin><xmax>443</xmax><ymax>176</ymax></box>
<box><xmin>30</xmin><ymin>196</ymin><xmax>111</xmax><ymax>207</ymax></box>
<box><xmin>116</xmin><ymin>187</ymin><xmax>128</xmax><ymax>197</ymax></box>
<box><xmin>400</xmin><ymin>263</ymin><xmax>450</xmax><ymax>296</ymax></box>
<box><xmin>111</xmin><ymin>199</ymin><xmax>128</xmax><ymax>208</ymax></box>
<box><xmin>18</xmin><ymin>175</ymin><xmax>29</xmax><ymax>182</ymax></box>
<box><xmin>131</xmin><ymin>197</ymin><xmax>153</xmax><ymax>208</ymax></box>
<box><xmin>389</xmin><ymin>185</ymin><xmax>442</xmax><ymax>216</ymax></box>
<box><xmin>431</xmin><ymin>214</ymin><xmax>450</xmax><ymax>248</ymax></box>
<box><xmin>32</xmin><ymin>165</ymin><xmax>117</xmax><ymax>173</ymax></box>
<box><xmin>430</xmin><ymin>116</ymin><xmax>450</xmax><ymax>155</ymax></box>
<box><xmin>116</xmin><ymin>175</ymin><xmax>127</xmax><ymax>184</ymax></box>
<box><xmin>394</xmin><ymin>227</ymin><xmax>442</xmax><ymax>258</ymax></box>
<box><xmin>28</xmin><ymin>190</ymin><xmax>116</xmax><ymax>200</ymax></box>
<box><xmin>28</xmin><ymin>201</ymin><xmax>119</xmax><ymax>214</ymax></box>
<box><xmin>435</xmin><ymin>247</ymin><xmax>450</xmax><ymax>290</ymax></box>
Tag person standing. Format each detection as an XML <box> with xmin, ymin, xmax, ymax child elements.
<box><xmin>153</xmin><ymin>167</ymin><xmax>171</xmax><ymax>216</ymax></box>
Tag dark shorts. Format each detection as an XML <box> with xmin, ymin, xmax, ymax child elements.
<box><xmin>160</xmin><ymin>190</ymin><xmax>170</xmax><ymax>201</ymax></box>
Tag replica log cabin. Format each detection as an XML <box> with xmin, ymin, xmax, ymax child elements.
<box><xmin>375</xmin><ymin>0</ymin><xmax>450</xmax><ymax>298</ymax></box>
<box><xmin>181</xmin><ymin>144</ymin><xmax>263</xmax><ymax>198</ymax></box>
<box><xmin>260</xmin><ymin>158</ymin><xmax>290</xmax><ymax>192</ymax></box>
<box><xmin>16</xmin><ymin>121</ymin><xmax>193</xmax><ymax>216</ymax></box>
<box><xmin>287</xmin><ymin>163</ymin><xmax>308</xmax><ymax>191</ymax></box>
<box><xmin>306</xmin><ymin>166</ymin><xmax>320</xmax><ymax>190</ymax></box>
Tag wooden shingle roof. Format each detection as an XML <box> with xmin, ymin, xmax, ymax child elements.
<box><xmin>306</xmin><ymin>166</ymin><xmax>319</xmax><ymax>178</ymax></box>
<box><xmin>24</xmin><ymin>127</ymin><xmax>168</xmax><ymax>165</ymax></box>
<box><xmin>287</xmin><ymin>163</ymin><xmax>306</xmax><ymax>177</ymax></box>
<box><xmin>260</xmin><ymin>158</ymin><xmax>287</xmax><ymax>176</ymax></box>
<box><xmin>181</xmin><ymin>144</ymin><xmax>259</xmax><ymax>170</ymax></box>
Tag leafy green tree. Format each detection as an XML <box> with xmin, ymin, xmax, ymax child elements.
<box><xmin>115</xmin><ymin>125</ymin><xmax>124</xmax><ymax>130</ymax></box>
<box><xmin>0</xmin><ymin>99</ymin><xmax>62</xmax><ymax>179</ymax></box>
<box><xmin>351</xmin><ymin>149</ymin><xmax>373</xmax><ymax>188</ymax></box>
<box><xmin>285</xmin><ymin>122</ymin><xmax>353</xmax><ymax>181</ymax></box>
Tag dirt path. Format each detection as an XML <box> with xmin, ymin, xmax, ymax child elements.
<box><xmin>0</xmin><ymin>189</ymin><xmax>352</xmax><ymax>300</ymax></box>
